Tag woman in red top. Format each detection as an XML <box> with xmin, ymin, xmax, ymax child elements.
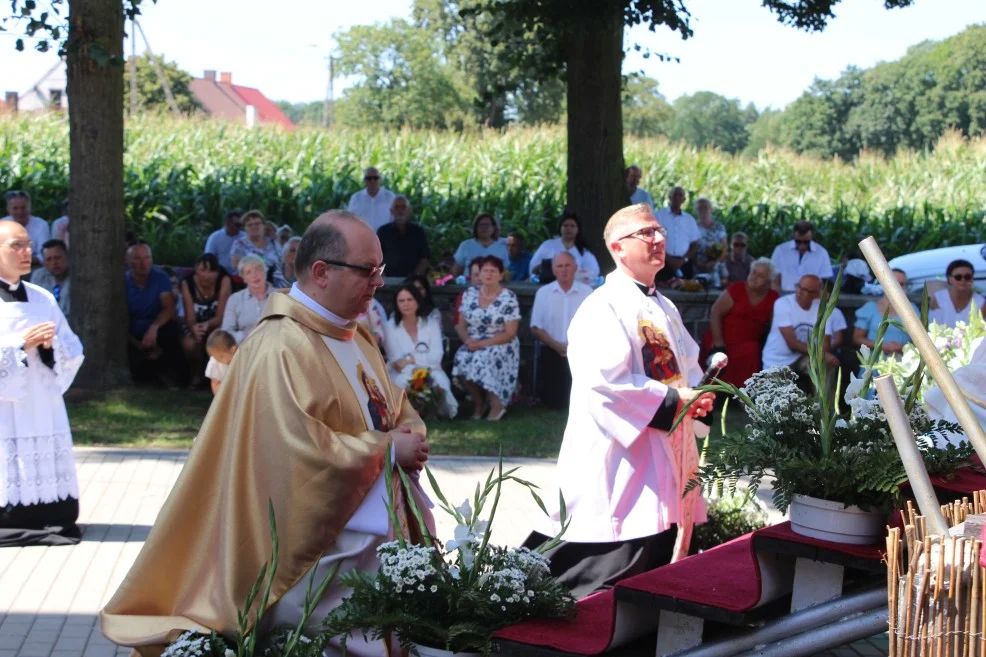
<box><xmin>701</xmin><ymin>257</ymin><xmax>779</xmax><ymax>387</ymax></box>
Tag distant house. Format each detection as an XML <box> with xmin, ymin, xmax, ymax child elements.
<box><xmin>189</xmin><ymin>71</ymin><xmax>294</xmax><ymax>129</ymax></box>
<box><xmin>7</xmin><ymin>60</ymin><xmax>67</xmax><ymax>113</ymax></box>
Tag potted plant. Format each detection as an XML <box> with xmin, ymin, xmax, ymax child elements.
<box><xmin>321</xmin><ymin>456</ymin><xmax>576</xmax><ymax>656</ymax></box>
<box><xmin>685</xmin><ymin>276</ymin><xmax>972</xmax><ymax>544</ymax></box>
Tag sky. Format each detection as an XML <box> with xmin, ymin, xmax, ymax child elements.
<box><xmin>1</xmin><ymin>0</ymin><xmax>984</xmax><ymax>111</ymax></box>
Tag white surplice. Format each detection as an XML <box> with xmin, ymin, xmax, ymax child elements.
<box><xmin>0</xmin><ymin>281</ymin><xmax>84</xmax><ymax>508</ymax></box>
<box><xmin>547</xmin><ymin>269</ymin><xmax>706</xmax><ymax>546</ymax></box>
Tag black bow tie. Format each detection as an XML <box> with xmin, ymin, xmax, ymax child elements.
<box><xmin>0</xmin><ymin>278</ymin><xmax>27</xmax><ymax>302</ymax></box>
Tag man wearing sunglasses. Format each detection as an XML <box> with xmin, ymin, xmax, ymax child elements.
<box><xmin>103</xmin><ymin>211</ymin><xmax>432</xmax><ymax>657</ymax></box>
<box><xmin>0</xmin><ymin>220</ymin><xmax>85</xmax><ymax>547</ymax></box>
<box><xmin>347</xmin><ymin>166</ymin><xmax>397</xmax><ymax>233</ymax></box>
<box><xmin>525</xmin><ymin>203</ymin><xmax>715</xmax><ymax>598</ymax></box>
<box><xmin>769</xmin><ymin>220</ymin><xmax>833</xmax><ymax>293</ymax></box>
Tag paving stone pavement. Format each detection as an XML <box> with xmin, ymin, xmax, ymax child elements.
<box><xmin>0</xmin><ymin>448</ymin><xmax>887</xmax><ymax>657</ymax></box>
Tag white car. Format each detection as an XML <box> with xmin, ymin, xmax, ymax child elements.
<box><xmin>888</xmin><ymin>244</ymin><xmax>986</xmax><ymax>293</ymax></box>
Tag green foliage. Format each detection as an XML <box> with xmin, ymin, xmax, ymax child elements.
<box><xmin>688</xmin><ymin>300</ymin><xmax>974</xmax><ymax>513</ymax></box>
<box><xmin>323</xmin><ymin>455</ymin><xmax>574</xmax><ymax>655</ymax></box>
<box><xmin>778</xmin><ymin>24</ymin><xmax>986</xmax><ymax>159</ymax></box>
<box><xmin>1</xmin><ymin>0</ymin><xmax>148</xmax><ymax>55</ymax></box>
<box><xmin>274</xmin><ymin>101</ymin><xmax>325</xmax><ymax>127</ymax></box>
<box><xmin>2</xmin><ymin>114</ymin><xmax>986</xmax><ymax>267</ymax></box>
<box><xmin>332</xmin><ymin>0</ymin><xmax>563</xmax><ymax>130</ymax></box>
<box><xmin>690</xmin><ymin>495</ymin><xmax>768</xmax><ymax>553</ymax></box>
<box><xmin>665</xmin><ymin>91</ymin><xmax>756</xmax><ymax>155</ymax></box>
<box><xmin>622</xmin><ymin>74</ymin><xmax>672</xmax><ymax>138</ymax></box>
<box><xmin>125</xmin><ymin>54</ymin><xmax>201</xmax><ymax>114</ymax></box>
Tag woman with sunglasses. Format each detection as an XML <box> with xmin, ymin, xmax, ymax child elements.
<box><xmin>930</xmin><ymin>259</ymin><xmax>985</xmax><ymax>328</ymax></box>
<box><xmin>384</xmin><ymin>284</ymin><xmax>458</xmax><ymax>419</ymax></box>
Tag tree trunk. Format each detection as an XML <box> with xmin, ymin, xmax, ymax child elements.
<box><xmin>564</xmin><ymin>7</ymin><xmax>626</xmax><ymax>271</ymax></box>
<box><xmin>66</xmin><ymin>0</ymin><xmax>130</xmax><ymax>389</ymax></box>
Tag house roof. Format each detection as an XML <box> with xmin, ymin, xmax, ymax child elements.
<box><xmin>228</xmin><ymin>84</ymin><xmax>294</xmax><ymax>130</ymax></box>
<box><xmin>188</xmin><ymin>75</ymin><xmax>294</xmax><ymax>129</ymax></box>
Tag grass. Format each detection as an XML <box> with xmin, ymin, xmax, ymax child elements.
<box><xmin>66</xmin><ymin>387</ymin><xmax>569</xmax><ymax>458</ymax></box>
<box><xmin>66</xmin><ymin>387</ymin><xmax>744</xmax><ymax>458</ymax></box>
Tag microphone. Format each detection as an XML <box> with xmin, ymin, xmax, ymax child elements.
<box><xmin>699</xmin><ymin>352</ymin><xmax>729</xmax><ymax>387</ymax></box>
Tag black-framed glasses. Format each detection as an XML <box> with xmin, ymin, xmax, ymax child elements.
<box><xmin>952</xmin><ymin>273</ymin><xmax>974</xmax><ymax>281</ymax></box>
<box><xmin>322</xmin><ymin>260</ymin><xmax>386</xmax><ymax>278</ymax></box>
<box><xmin>364</xmin><ymin>175</ymin><xmax>380</xmax><ymax>181</ymax></box>
<box><xmin>794</xmin><ymin>238</ymin><xmax>811</xmax><ymax>246</ymax></box>
<box><xmin>618</xmin><ymin>225</ymin><xmax>666</xmax><ymax>243</ymax></box>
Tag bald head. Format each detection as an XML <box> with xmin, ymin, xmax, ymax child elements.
<box><xmin>794</xmin><ymin>274</ymin><xmax>822</xmax><ymax>310</ymax></box>
<box><xmin>296</xmin><ymin>210</ymin><xmax>370</xmax><ymax>281</ymax></box>
<box><xmin>0</xmin><ymin>219</ymin><xmax>33</xmax><ymax>280</ymax></box>
<box><xmin>297</xmin><ymin>210</ymin><xmax>384</xmax><ymax>320</ymax></box>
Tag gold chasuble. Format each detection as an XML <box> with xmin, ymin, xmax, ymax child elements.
<box><xmin>100</xmin><ymin>291</ymin><xmax>425</xmax><ymax>655</ymax></box>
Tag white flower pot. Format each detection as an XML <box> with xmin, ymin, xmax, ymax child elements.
<box><xmin>411</xmin><ymin>643</ymin><xmax>481</xmax><ymax>657</ymax></box>
<box><xmin>788</xmin><ymin>494</ymin><xmax>885</xmax><ymax>545</ymax></box>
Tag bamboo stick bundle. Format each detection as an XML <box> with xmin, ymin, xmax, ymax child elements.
<box><xmin>889</xmin><ymin>495</ymin><xmax>986</xmax><ymax>656</ymax></box>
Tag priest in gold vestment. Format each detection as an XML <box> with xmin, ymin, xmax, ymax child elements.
<box><xmin>101</xmin><ymin>212</ymin><xmax>433</xmax><ymax>657</ymax></box>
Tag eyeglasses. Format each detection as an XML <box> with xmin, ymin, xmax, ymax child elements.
<box><xmin>618</xmin><ymin>225</ymin><xmax>667</xmax><ymax>243</ymax></box>
<box><xmin>952</xmin><ymin>273</ymin><xmax>974</xmax><ymax>281</ymax></box>
<box><xmin>364</xmin><ymin>175</ymin><xmax>380</xmax><ymax>181</ymax></box>
<box><xmin>3</xmin><ymin>239</ymin><xmax>33</xmax><ymax>252</ymax></box>
<box><xmin>794</xmin><ymin>239</ymin><xmax>811</xmax><ymax>246</ymax></box>
<box><xmin>795</xmin><ymin>284</ymin><xmax>821</xmax><ymax>295</ymax></box>
<box><xmin>321</xmin><ymin>259</ymin><xmax>386</xmax><ymax>278</ymax></box>
<box><xmin>732</xmin><ymin>242</ymin><xmax>747</xmax><ymax>248</ymax></box>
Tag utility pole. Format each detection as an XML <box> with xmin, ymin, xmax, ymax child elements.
<box><xmin>323</xmin><ymin>54</ymin><xmax>335</xmax><ymax>128</ymax></box>
<box><xmin>134</xmin><ymin>20</ymin><xmax>181</xmax><ymax>118</ymax></box>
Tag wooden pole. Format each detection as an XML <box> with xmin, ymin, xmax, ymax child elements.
<box><xmin>860</xmin><ymin>236</ymin><xmax>986</xmax><ymax>464</ymax></box>
<box><xmin>876</xmin><ymin>375</ymin><xmax>950</xmax><ymax>535</ymax></box>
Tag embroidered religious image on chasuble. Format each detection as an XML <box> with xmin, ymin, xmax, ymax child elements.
<box><xmin>638</xmin><ymin>320</ymin><xmax>682</xmax><ymax>384</ymax></box>
<box><xmin>357</xmin><ymin>362</ymin><xmax>393</xmax><ymax>432</ymax></box>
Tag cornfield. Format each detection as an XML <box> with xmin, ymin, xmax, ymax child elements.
<box><xmin>1</xmin><ymin>114</ymin><xmax>984</xmax><ymax>266</ymax></box>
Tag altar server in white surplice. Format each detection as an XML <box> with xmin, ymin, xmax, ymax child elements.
<box><xmin>0</xmin><ymin>220</ymin><xmax>85</xmax><ymax>547</ymax></box>
<box><xmin>524</xmin><ymin>203</ymin><xmax>714</xmax><ymax>600</ymax></box>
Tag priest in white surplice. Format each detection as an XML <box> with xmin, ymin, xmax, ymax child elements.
<box><xmin>524</xmin><ymin>203</ymin><xmax>714</xmax><ymax>599</ymax></box>
<box><xmin>0</xmin><ymin>219</ymin><xmax>85</xmax><ymax>547</ymax></box>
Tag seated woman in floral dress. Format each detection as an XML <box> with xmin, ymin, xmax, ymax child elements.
<box><xmin>383</xmin><ymin>284</ymin><xmax>458</xmax><ymax>419</ymax></box>
<box><xmin>452</xmin><ymin>255</ymin><xmax>521</xmax><ymax>421</ymax></box>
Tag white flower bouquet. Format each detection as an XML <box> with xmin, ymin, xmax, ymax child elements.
<box><xmin>322</xmin><ymin>457</ymin><xmax>575</xmax><ymax>655</ymax></box>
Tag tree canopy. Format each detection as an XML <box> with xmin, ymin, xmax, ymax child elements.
<box><xmin>126</xmin><ymin>54</ymin><xmax>201</xmax><ymax>114</ymax></box>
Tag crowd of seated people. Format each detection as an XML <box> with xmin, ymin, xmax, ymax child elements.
<box><xmin>9</xmin><ymin>165</ymin><xmax>984</xmax><ymax>416</ymax></box>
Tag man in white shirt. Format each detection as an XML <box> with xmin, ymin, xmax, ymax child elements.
<box><xmin>3</xmin><ymin>190</ymin><xmax>50</xmax><ymax>267</ymax></box>
<box><xmin>203</xmin><ymin>210</ymin><xmax>245</xmax><ymax>272</ymax></box>
<box><xmin>762</xmin><ymin>274</ymin><xmax>841</xmax><ymax>389</ymax></box>
<box><xmin>347</xmin><ymin>166</ymin><xmax>397</xmax><ymax>233</ymax></box>
<box><xmin>523</xmin><ymin>203</ymin><xmax>714</xmax><ymax>599</ymax></box>
<box><xmin>625</xmin><ymin>165</ymin><xmax>654</xmax><ymax>211</ymax></box>
<box><xmin>769</xmin><ymin>221</ymin><xmax>833</xmax><ymax>293</ymax></box>
<box><xmin>654</xmin><ymin>185</ymin><xmax>700</xmax><ymax>281</ymax></box>
<box><xmin>529</xmin><ymin>252</ymin><xmax>592</xmax><ymax>410</ymax></box>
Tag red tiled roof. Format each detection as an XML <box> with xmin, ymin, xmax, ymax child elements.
<box><xmin>188</xmin><ymin>77</ymin><xmax>294</xmax><ymax>130</ymax></box>
<box><xmin>230</xmin><ymin>84</ymin><xmax>294</xmax><ymax>130</ymax></box>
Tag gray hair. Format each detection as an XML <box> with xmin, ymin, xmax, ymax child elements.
<box><xmin>295</xmin><ymin>210</ymin><xmax>362</xmax><ymax>279</ymax></box>
<box><xmin>753</xmin><ymin>257</ymin><xmax>776</xmax><ymax>277</ymax></box>
<box><xmin>391</xmin><ymin>194</ymin><xmax>409</xmax><ymax>207</ymax></box>
<box><xmin>694</xmin><ymin>196</ymin><xmax>712</xmax><ymax>209</ymax></box>
<box><xmin>126</xmin><ymin>241</ymin><xmax>151</xmax><ymax>259</ymax></box>
<box><xmin>284</xmin><ymin>235</ymin><xmax>302</xmax><ymax>249</ymax></box>
<box><xmin>237</xmin><ymin>254</ymin><xmax>266</xmax><ymax>276</ymax></box>
<box><xmin>731</xmin><ymin>231</ymin><xmax>749</xmax><ymax>242</ymax></box>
